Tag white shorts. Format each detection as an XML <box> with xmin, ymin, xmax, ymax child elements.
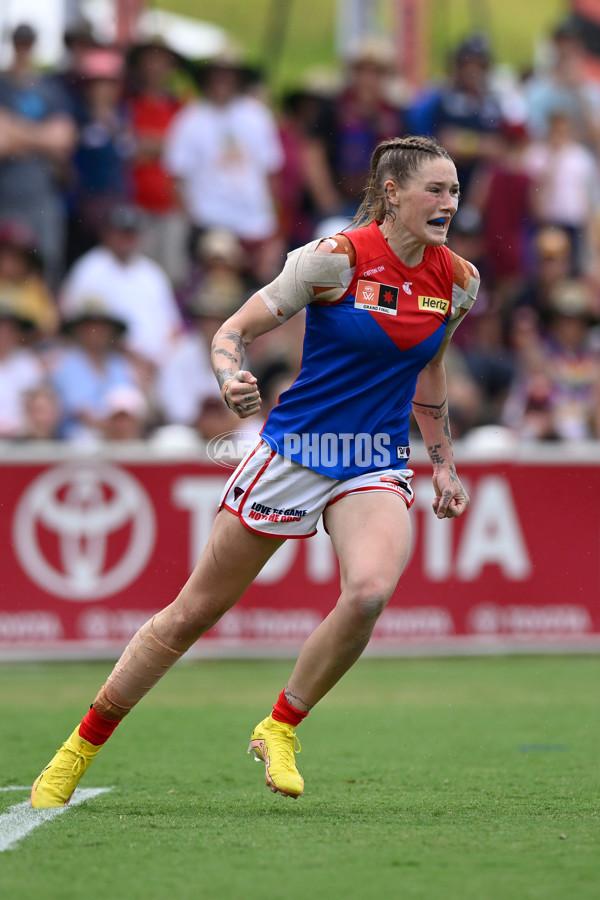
<box><xmin>219</xmin><ymin>439</ymin><xmax>415</xmax><ymax>538</ymax></box>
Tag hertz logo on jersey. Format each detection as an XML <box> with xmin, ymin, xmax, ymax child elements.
<box><xmin>418</xmin><ymin>295</ymin><xmax>450</xmax><ymax>316</ymax></box>
<box><xmin>354</xmin><ymin>280</ymin><xmax>399</xmax><ymax>315</ymax></box>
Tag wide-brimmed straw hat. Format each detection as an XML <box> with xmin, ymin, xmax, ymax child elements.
<box><xmin>194</xmin><ymin>45</ymin><xmax>260</xmax><ymax>89</ymax></box>
<box><xmin>0</xmin><ymin>293</ymin><xmax>36</xmax><ymax>331</ymax></box>
<box><xmin>126</xmin><ymin>34</ymin><xmax>189</xmax><ymax>71</ymax></box>
<box><xmin>61</xmin><ymin>296</ymin><xmax>128</xmax><ymax>335</ymax></box>
<box><xmin>187</xmin><ymin>273</ymin><xmax>246</xmax><ymax>319</ymax></box>
<box><xmin>548</xmin><ymin>279</ymin><xmax>598</xmax><ymax>322</ymax></box>
<box><xmin>343</xmin><ymin>37</ymin><xmax>396</xmax><ymax>72</ymax></box>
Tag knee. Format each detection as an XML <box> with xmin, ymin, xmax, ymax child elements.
<box><xmin>341</xmin><ymin>574</ymin><xmax>396</xmax><ymax>623</ymax></box>
<box><xmin>154</xmin><ymin>597</ymin><xmax>219</xmax><ymax>649</ymax></box>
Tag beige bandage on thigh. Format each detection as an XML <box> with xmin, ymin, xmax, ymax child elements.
<box><xmin>93</xmin><ymin>617</ymin><xmax>183</xmax><ymax>720</ymax></box>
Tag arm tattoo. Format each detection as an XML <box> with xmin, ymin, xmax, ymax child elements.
<box><xmin>222</xmin><ymin>330</ymin><xmax>244</xmax><ymax>355</ymax></box>
<box><xmin>443</xmin><ymin>414</ymin><xmax>452</xmax><ymax>443</ymax></box>
<box><xmin>212</xmin><ymin>329</ymin><xmax>245</xmax><ymax>389</ymax></box>
<box><xmin>428</xmin><ymin>423</ymin><xmax>454</xmax><ymax>467</ymax></box>
<box><xmin>213</xmin><ymin>346</ymin><xmax>240</xmax><ymax>367</ymax></box>
<box><xmin>428</xmin><ymin>443</ymin><xmax>445</xmax><ymax>466</ymax></box>
<box><xmin>412</xmin><ymin>395</ymin><xmax>448</xmax><ymax>419</ymax></box>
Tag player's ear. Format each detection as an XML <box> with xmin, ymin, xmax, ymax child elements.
<box><xmin>383</xmin><ymin>179</ymin><xmax>399</xmax><ymax>205</ymax></box>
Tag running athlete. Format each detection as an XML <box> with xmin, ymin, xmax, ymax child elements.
<box><xmin>31</xmin><ymin>136</ymin><xmax>479</xmax><ymax>806</ymax></box>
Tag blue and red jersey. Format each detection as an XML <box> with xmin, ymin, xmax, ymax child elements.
<box><xmin>261</xmin><ymin>221</ymin><xmax>476</xmax><ymax>479</ymax></box>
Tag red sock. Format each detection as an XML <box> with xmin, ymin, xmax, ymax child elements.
<box><xmin>78</xmin><ymin>706</ymin><xmax>121</xmax><ymax>746</ymax></box>
<box><xmin>271</xmin><ymin>689</ymin><xmax>309</xmax><ymax>727</ymax></box>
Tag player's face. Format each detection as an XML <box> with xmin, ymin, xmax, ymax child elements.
<box><xmin>393</xmin><ymin>158</ymin><xmax>460</xmax><ymax>247</ymax></box>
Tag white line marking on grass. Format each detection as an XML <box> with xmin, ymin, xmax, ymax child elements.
<box><xmin>0</xmin><ymin>787</ymin><xmax>112</xmax><ymax>851</ymax></box>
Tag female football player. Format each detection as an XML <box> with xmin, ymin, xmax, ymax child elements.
<box><xmin>32</xmin><ymin>136</ymin><xmax>478</xmax><ymax>806</ymax></box>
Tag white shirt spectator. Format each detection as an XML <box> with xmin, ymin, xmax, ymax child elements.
<box><xmin>0</xmin><ymin>348</ymin><xmax>44</xmax><ymax>436</ymax></box>
<box><xmin>60</xmin><ymin>247</ymin><xmax>183</xmax><ymax>366</ymax></box>
<box><xmin>524</xmin><ymin>139</ymin><xmax>599</xmax><ymax>228</ymax></box>
<box><xmin>156</xmin><ymin>331</ymin><xmax>219</xmax><ymax>425</ymax></box>
<box><xmin>164</xmin><ymin>95</ymin><xmax>284</xmax><ymax>241</ymax></box>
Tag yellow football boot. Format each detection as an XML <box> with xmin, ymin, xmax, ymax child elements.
<box><xmin>248</xmin><ymin>715</ymin><xmax>304</xmax><ymax>798</ymax></box>
<box><xmin>31</xmin><ymin>727</ymin><xmax>103</xmax><ymax>808</ymax></box>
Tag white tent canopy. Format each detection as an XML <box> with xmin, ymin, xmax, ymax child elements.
<box><xmin>0</xmin><ymin>0</ymin><xmax>228</xmax><ymax>67</ymax></box>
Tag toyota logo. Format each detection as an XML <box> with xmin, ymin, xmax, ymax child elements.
<box><xmin>13</xmin><ymin>463</ymin><xmax>156</xmax><ymax>601</ymax></box>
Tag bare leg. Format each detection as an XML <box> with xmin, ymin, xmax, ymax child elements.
<box><xmin>153</xmin><ymin>509</ymin><xmax>284</xmax><ymax>651</ymax></box>
<box><xmin>285</xmin><ymin>492</ymin><xmax>411</xmax><ymax>711</ymax></box>
<box><xmin>95</xmin><ymin>510</ymin><xmax>284</xmax><ymax>718</ymax></box>
<box><xmin>32</xmin><ymin>509</ymin><xmax>286</xmax><ymax>808</ymax></box>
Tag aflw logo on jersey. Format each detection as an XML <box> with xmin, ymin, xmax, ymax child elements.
<box><xmin>354</xmin><ymin>280</ymin><xmax>398</xmax><ymax>316</ymax></box>
<box><xmin>418</xmin><ymin>295</ymin><xmax>450</xmax><ymax>316</ymax></box>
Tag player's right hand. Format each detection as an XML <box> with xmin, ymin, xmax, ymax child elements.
<box><xmin>225</xmin><ymin>370</ymin><xmax>262</xmax><ymax>419</ymax></box>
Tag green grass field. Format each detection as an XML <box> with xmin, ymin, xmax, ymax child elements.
<box><xmin>159</xmin><ymin>0</ymin><xmax>568</xmax><ymax>89</ymax></box>
<box><xmin>1</xmin><ymin>656</ymin><xmax>599</xmax><ymax>899</ymax></box>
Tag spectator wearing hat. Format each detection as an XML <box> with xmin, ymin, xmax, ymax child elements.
<box><xmin>50</xmin><ymin>295</ymin><xmax>139</xmax><ymax>442</ymax></box>
<box><xmin>60</xmin><ymin>204</ymin><xmax>183</xmax><ymax>385</ymax></box>
<box><xmin>504</xmin><ymin>278</ymin><xmax>600</xmax><ymax>440</ymax></box>
<box><xmin>278</xmin><ymin>41</ymin><xmax>404</xmax><ymax>232</ymax></box>
<box><xmin>0</xmin><ymin>23</ymin><xmax>77</xmax><ymax>287</ymax></box>
<box><xmin>0</xmin><ymin>295</ymin><xmax>45</xmax><ymax>438</ymax></box>
<box><xmin>163</xmin><ymin>47</ymin><xmax>285</xmax><ymax>286</ymax></box>
<box><xmin>102</xmin><ymin>384</ymin><xmax>149</xmax><ymax>441</ymax></box>
<box><xmin>0</xmin><ymin>220</ymin><xmax>58</xmax><ymax>337</ymax></box>
<box><xmin>156</xmin><ymin>272</ymin><xmax>245</xmax><ymax>435</ymax></box>
<box><xmin>196</xmin><ymin>227</ymin><xmax>245</xmax><ymax>276</ymax></box>
<box><xmin>43</xmin><ymin>17</ymin><xmax>99</xmax><ymax>120</ymax></box>
<box><xmin>177</xmin><ymin>226</ymin><xmax>246</xmax><ymax>319</ymax></box>
<box><xmin>330</xmin><ymin>39</ymin><xmax>405</xmax><ymax>215</ymax></box>
<box><xmin>428</xmin><ymin>33</ymin><xmax>504</xmax><ymax>195</ymax></box>
<box><xmin>125</xmin><ymin>37</ymin><xmax>187</xmax><ymax>285</ymax></box>
<box><xmin>514</xmin><ymin>226</ymin><xmax>574</xmax><ymax>324</ymax></box>
<box><xmin>66</xmin><ymin>47</ymin><xmax>135</xmax><ymax>263</ymax></box>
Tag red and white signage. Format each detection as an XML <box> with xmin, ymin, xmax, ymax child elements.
<box><xmin>1</xmin><ymin>451</ymin><xmax>599</xmax><ymax>658</ymax></box>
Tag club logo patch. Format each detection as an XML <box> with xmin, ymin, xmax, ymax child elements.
<box><xmin>354</xmin><ymin>280</ymin><xmax>398</xmax><ymax>315</ymax></box>
<box><xmin>418</xmin><ymin>295</ymin><xmax>450</xmax><ymax>316</ymax></box>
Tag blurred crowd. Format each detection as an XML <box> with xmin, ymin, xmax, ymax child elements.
<box><xmin>2</xmin><ymin>14</ymin><xmax>600</xmax><ymax>450</ymax></box>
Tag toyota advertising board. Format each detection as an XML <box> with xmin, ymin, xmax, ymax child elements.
<box><xmin>1</xmin><ymin>445</ymin><xmax>599</xmax><ymax>658</ymax></box>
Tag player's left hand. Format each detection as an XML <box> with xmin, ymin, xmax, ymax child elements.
<box><xmin>432</xmin><ymin>468</ymin><xmax>470</xmax><ymax>519</ymax></box>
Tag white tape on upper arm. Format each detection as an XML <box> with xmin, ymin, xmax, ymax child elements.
<box><xmin>451</xmin><ymin>269</ymin><xmax>480</xmax><ymax>315</ymax></box>
<box><xmin>259</xmin><ymin>239</ymin><xmax>354</xmax><ymax>320</ymax></box>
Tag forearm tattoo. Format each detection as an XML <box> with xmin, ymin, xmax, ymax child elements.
<box><xmin>412</xmin><ymin>395</ymin><xmax>448</xmax><ymax>419</ymax></box>
<box><xmin>285</xmin><ymin>687</ymin><xmax>313</xmax><ymax>712</ymax></box>
<box><xmin>413</xmin><ymin>395</ymin><xmax>454</xmax><ymax>465</ymax></box>
<box><xmin>212</xmin><ymin>330</ymin><xmax>245</xmax><ymax>389</ymax></box>
<box><xmin>443</xmin><ymin>413</ymin><xmax>451</xmax><ymax>443</ymax></box>
<box><xmin>428</xmin><ymin>443</ymin><xmax>445</xmax><ymax>466</ymax></box>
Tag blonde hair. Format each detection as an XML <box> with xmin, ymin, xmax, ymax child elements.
<box><xmin>351</xmin><ymin>135</ymin><xmax>454</xmax><ymax>229</ymax></box>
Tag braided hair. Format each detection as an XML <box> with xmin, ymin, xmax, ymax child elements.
<box><xmin>351</xmin><ymin>136</ymin><xmax>454</xmax><ymax>229</ymax></box>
